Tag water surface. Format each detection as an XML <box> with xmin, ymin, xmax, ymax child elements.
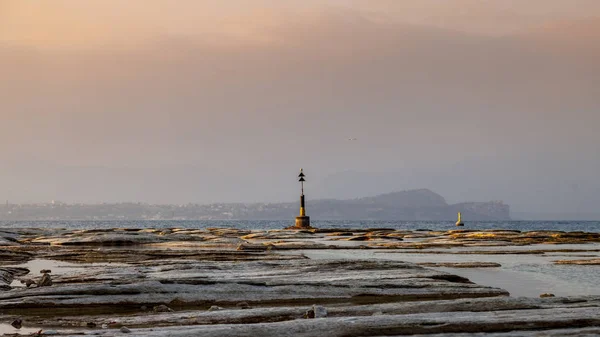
<box><xmin>0</xmin><ymin>220</ymin><xmax>599</xmax><ymax>232</ymax></box>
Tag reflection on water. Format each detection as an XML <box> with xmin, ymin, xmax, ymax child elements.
<box><xmin>511</xmin><ymin>263</ymin><xmax>600</xmax><ymax>296</ymax></box>
<box><xmin>297</xmin><ymin>247</ymin><xmax>600</xmax><ymax>298</ymax></box>
<box><xmin>435</xmin><ymin>264</ymin><xmax>600</xmax><ymax>297</ymax></box>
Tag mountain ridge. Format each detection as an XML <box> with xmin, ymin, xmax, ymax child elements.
<box><xmin>0</xmin><ymin>189</ymin><xmax>510</xmax><ymax>221</ymax></box>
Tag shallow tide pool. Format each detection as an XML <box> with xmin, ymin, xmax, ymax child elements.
<box><xmin>292</xmin><ymin>246</ymin><xmax>600</xmax><ymax>298</ymax></box>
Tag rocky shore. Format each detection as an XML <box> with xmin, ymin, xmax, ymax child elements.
<box><xmin>0</xmin><ymin>227</ymin><xmax>599</xmax><ymax>336</ymax></box>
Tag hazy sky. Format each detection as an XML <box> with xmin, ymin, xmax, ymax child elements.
<box><xmin>1</xmin><ymin>0</ymin><xmax>599</xmax><ymax>216</ymax></box>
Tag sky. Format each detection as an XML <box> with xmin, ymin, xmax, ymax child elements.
<box><xmin>1</xmin><ymin>0</ymin><xmax>599</xmax><ymax>217</ymax></box>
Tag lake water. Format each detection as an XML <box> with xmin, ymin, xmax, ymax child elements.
<box><xmin>0</xmin><ymin>220</ymin><xmax>599</xmax><ymax>232</ymax></box>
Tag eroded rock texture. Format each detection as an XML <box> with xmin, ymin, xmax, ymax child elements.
<box><xmin>0</xmin><ymin>227</ymin><xmax>598</xmax><ymax>336</ymax></box>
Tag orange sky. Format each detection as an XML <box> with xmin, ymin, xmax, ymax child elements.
<box><xmin>0</xmin><ymin>1</ymin><xmax>292</xmax><ymax>48</ymax></box>
<box><xmin>0</xmin><ymin>0</ymin><xmax>599</xmax><ymax>212</ymax></box>
<box><xmin>2</xmin><ymin>0</ymin><xmax>600</xmax><ymax>49</ymax></box>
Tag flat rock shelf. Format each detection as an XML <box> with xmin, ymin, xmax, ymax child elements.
<box><xmin>0</xmin><ymin>227</ymin><xmax>599</xmax><ymax>336</ymax></box>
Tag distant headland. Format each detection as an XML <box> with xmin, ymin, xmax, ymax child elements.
<box><xmin>0</xmin><ymin>189</ymin><xmax>509</xmax><ymax>221</ymax></box>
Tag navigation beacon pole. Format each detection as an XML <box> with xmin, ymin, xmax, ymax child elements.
<box><xmin>295</xmin><ymin>168</ymin><xmax>311</xmax><ymax>229</ymax></box>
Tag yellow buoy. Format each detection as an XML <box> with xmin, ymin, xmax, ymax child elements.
<box><xmin>456</xmin><ymin>212</ymin><xmax>464</xmax><ymax>226</ymax></box>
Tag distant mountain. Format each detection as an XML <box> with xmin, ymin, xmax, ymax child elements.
<box><xmin>293</xmin><ymin>189</ymin><xmax>510</xmax><ymax>221</ymax></box>
<box><xmin>0</xmin><ymin>189</ymin><xmax>510</xmax><ymax>221</ymax></box>
<box><xmin>357</xmin><ymin>189</ymin><xmax>448</xmax><ymax>208</ymax></box>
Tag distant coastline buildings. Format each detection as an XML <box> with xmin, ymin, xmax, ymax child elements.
<box><xmin>0</xmin><ymin>189</ymin><xmax>510</xmax><ymax>221</ymax></box>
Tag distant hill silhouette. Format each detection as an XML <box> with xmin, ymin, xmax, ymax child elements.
<box><xmin>358</xmin><ymin>189</ymin><xmax>448</xmax><ymax>208</ymax></box>
<box><xmin>0</xmin><ymin>189</ymin><xmax>510</xmax><ymax>221</ymax></box>
<box><xmin>291</xmin><ymin>189</ymin><xmax>510</xmax><ymax>221</ymax></box>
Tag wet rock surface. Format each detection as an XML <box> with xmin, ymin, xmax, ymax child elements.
<box><xmin>0</xmin><ymin>267</ymin><xmax>29</xmax><ymax>290</ymax></box>
<box><xmin>554</xmin><ymin>258</ymin><xmax>600</xmax><ymax>265</ymax></box>
<box><xmin>417</xmin><ymin>262</ymin><xmax>502</xmax><ymax>268</ymax></box>
<box><xmin>0</xmin><ymin>227</ymin><xmax>598</xmax><ymax>336</ymax></box>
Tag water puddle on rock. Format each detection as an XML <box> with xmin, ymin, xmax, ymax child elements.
<box><xmin>292</xmin><ymin>247</ymin><xmax>600</xmax><ymax>298</ymax></box>
<box><xmin>0</xmin><ymin>323</ymin><xmax>41</xmax><ymax>335</ymax></box>
<box><xmin>7</xmin><ymin>259</ymin><xmax>128</xmax><ymax>288</ymax></box>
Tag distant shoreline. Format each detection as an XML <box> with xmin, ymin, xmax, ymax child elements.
<box><xmin>0</xmin><ymin>189</ymin><xmax>510</xmax><ymax>221</ymax></box>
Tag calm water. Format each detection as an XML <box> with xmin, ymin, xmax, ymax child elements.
<box><xmin>0</xmin><ymin>220</ymin><xmax>598</xmax><ymax>232</ymax></box>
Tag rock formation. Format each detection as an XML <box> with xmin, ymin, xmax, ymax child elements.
<box><xmin>0</xmin><ymin>227</ymin><xmax>597</xmax><ymax>336</ymax></box>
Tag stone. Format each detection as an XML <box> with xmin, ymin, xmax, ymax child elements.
<box><xmin>21</xmin><ymin>278</ymin><xmax>36</xmax><ymax>287</ymax></box>
<box><xmin>347</xmin><ymin>236</ymin><xmax>370</xmax><ymax>241</ymax></box>
<box><xmin>108</xmin><ymin>321</ymin><xmax>123</xmax><ymax>328</ymax></box>
<box><xmin>208</xmin><ymin>305</ymin><xmax>224</xmax><ymax>311</ymax></box>
<box><xmin>37</xmin><ymin>272</ymin><xmax>53</xmax><ymax>287</ymax></box>
<box><xmin>236</xmin><ymin>302</ymin><xmax>251</xmax><ymax>309</ymax></box>
<box><xmin>120</xmin><ymin>326</ymin><xmax>131</xmax><ymax>333</ymax></box>
<box><xmin>304</xmin><ymin>308</ymin><xmax>315</xmax><ymax>319</ymax></box>
<box><xmin>313</xmin><ymin>305</ymin><xmax>327</xmax><ymax>318</ymax></box>
<box><xmin>40</xmin><ymin>269</ymin><xmax>52</xmax><ymax>274</ymax></box>
<box><xmin>304</xmin><ymin>305</ymin><xmax>328</xmax><ymax>319</ymax></box>
<box><xmin>153</xmin><ymin>305</ymin><xmax>174</xmax><ymax>313</ymax></box>
<box><xmin>87</xmin><ymin>322</ymin><xmax>97</xmax><ymax>328</ymax></box>
<box><xmin>11</xmin><ymin>318</ymin><xmax>23</xmax><ymax>329</ymax></box>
